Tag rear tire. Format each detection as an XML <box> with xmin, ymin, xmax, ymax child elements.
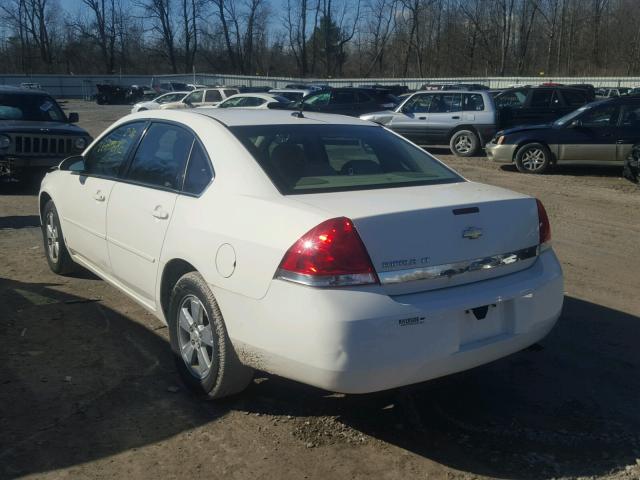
<box><xmin>42</xmin><ymin>200</ymin><xmax>77</xmax><ymax>274</ymax></box>
<box><xmin>515</xmin><ymin>142</ymin><xmax>552</xmax><ymax>174</ymax></box>
<box><xmin>450</xmin><ymin>129</ymin><xmax>480</xmax><ymax>157</ymax></box>
<box><xmin>168</xmin><ymin>272</ymin><xmax>253</xmax><ymax>399</ymax></box>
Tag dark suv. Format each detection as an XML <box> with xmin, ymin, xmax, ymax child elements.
<box><xmin>486</xmin><ymin>95</ymin><xmax>640</xmax><ymax>174</ymax></box>
<box><xmin>292</xmin><ymin>88</ymin><xmax>399</xmax><ymax>116</ymax></box>
<box><xmin>0</xmin><ymin>87</ymin><xmax>91</xmax><ymax>182</ymax></box>
<box><xmin>494</xmin><ymin>86</ymin><xmax>590</xmax><ymax>128</ymax></box>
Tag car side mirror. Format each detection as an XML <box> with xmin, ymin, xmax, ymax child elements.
<box><xmin>570</xmin><ymin>119</ymin><xmax>583</xmax><ymax>128</ymax></box>
<box><xmin>68</xmin><ymin>112</ymin><xmax>79</xmax><ymax>123</ymax></box>
<box><xmin>59</xmin><ymin>155</ymin><xmax>85</xmax><ymax>172</ymax></box>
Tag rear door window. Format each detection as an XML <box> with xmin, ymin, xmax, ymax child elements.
<box><xmin>125</xmin><ymin>123</ymin><xmax>194</xmax><ymax>190</ymax></box>
<box><xmin>429</xmin><ymin>94</ymin><xmax>462</xmax><ymax>113</ymax></box>
<box><xmin>462</xmin><ymin>93</ymin><xmax>484</xmax><ymax>111</ymax></box>
<box><xmin>183</xmin><ymin>142</ymin><xmax>214</xmax><ymax>195</ymax></box>
<box><xmin>561</xmin><ymin>90</ymin><xmax>587</xmax><ymax>107</ymax></box>
<box><xmin>204</xmin><ymin>90</ymin><xmax>222</xmax><ymax>102</ymax></box>
<box><xmin>530</xmin><ymin>89</ymin><xmax>554</xmax><ymax>108</ymax></box>
<box><xmin>224</xmin><ymin>89</ymin><xmax>239</xmax><ymax>98</ymax></box>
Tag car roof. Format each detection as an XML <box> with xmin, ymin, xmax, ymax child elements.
<box><xmin>269</xmin><ymin>89</ymin><xmax>310</xmax><ymax>93</ymax></box>
<box><xmin>193</xmin><ymin>108</ymin><xmax>377</xmax><ymax>127</ymax></box>
<box><xmin>224</xmin><ymin>93</ymin><xmax>278</xmax><ymax>100</ymax></box>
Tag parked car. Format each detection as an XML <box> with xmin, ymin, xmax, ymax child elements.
<box><xmin>131</xmin><ymin>91</ymin><xmax>189</xmax><ymax>113</ymax></box>
<box><xmin>162</xmin><ymin>87</ymin><xmax>240</xmax><ymax>109</ymax></box>
<box><xmin>0</xmin><ymin>86</ymin><xmax>91</xmax><ymax>182</ymax></box>
<box><xmin>486</xmin><ymin>95</ymin><xmax>640</xmax><ymax>173</ymax></box>
<box><xmin>493</xmin><ymin>86</ymin><xmax>590</xmax><ymax>129</ymax></box>
<box><xmin>360</xmin><ymin>90</ymin><xmax>497</xmax><ymax>156</ymax></box>
<box><xmin>38</xmin><ymin>108</ymin><xmax>563</xmax><ymax>399</ymax></box>
<box><xmin>290</xmin><ymin>87</ymin><xmax>399</xmax><ymax>117</ymax></box>
<box><xmin>268</xmin><ymin>88</ymin><xmax>312</xmax><ymax>102</ymax></box>
<box><xmin>597</xmin><ymin>87</ymin><xmax>631</xmax><ymax>98</ymax></box>
<box><xmin>359</xmin><ymin>84</ymin><xmax>411</xmax><ymax>96</ymax></box>
<box><xmin>214</xmin><ymin>93</ymin><xmax>292</xmax><ymax>109</ymax></box>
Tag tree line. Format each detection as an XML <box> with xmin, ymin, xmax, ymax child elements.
<box><xmin>1</xmin><ymin>0</ymin><xmax>640</xmax><ymax>78</ymax></box>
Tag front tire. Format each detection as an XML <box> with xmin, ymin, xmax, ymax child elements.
<box><xmin>42</xmin><ymin>200</ymin><xmax>77</xmax><ymax>274</ymax></box>
<box><xmin>450</xmin><ymin>129</ymin><xmax>480</xmax><ymax>157</ymax></box>
<box><xmin>515</xmin><ymin>142</ymin><xmax>552</xmax><ymax>174</ymax></box>
<box><xmin>168</xmin><ymin>272</ymin><xmax>253</xmax><ymax>399</ymax></box>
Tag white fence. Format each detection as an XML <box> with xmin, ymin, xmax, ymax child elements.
<box><xmin>1</xmin><ymin>73</ymin><xmax>639</xmax><ymax>98</ymax></box>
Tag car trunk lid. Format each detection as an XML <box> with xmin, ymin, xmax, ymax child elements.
<box><xmin>288</xmin><ymin>181</ymin><xmax>540</xmax><ymax>295</ymax></box>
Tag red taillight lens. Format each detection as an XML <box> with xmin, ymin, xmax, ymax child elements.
<box><xmin>276</xmin><ymin>217</ymin><xmax>379</xmax><ymax>287</ymax></box>
<box><xmin>536</xmin><ymin>199</ymin><xmax>551</xmax><ymax>246</ymax></box>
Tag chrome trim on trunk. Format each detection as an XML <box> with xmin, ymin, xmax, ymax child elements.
<box><xmin>378</xmin><ymin>245</ymin><xmax>538</xmax><ymax>285</ymax></box>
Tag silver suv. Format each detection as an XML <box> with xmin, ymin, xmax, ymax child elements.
<box><xmin>360</xmin><ymin>90</ymin><xmax>497</xmax><ymax>156</ymax></box>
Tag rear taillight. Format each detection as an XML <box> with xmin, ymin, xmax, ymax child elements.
<box><xmin>275</xmin><ymin>217</ymin><xmax>379</xmax><ymax>287</ymax></box>
<box><xmin>536</xmin><ymin>199</ymin><xmax>551</xmax><ymax>249</ymax></box>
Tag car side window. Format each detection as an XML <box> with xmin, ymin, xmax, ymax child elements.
<box><xmin>243</xmin><ymin>97</ymin><xmax>266</xmax><ymax>107</ymax></box>
<box><xmin>205</xmin><ymin>90</ymin><xmax>222</xmax><ymax>102</ymax></box>
<box><xmin>621</xmin><ymin>105</ymin><xmax>640</xmax><ymax>127</ymax></box>
<box><xmin>357</xmin><ymin>91</ymin><xmax>373</xmax><ymax>103</ymax></box>
<box><xmin>219</xmin><ymin>97</ymin><xmax>243</xmax><ymax>108</ymax></box>
<box><xmin>562</xmin><ymin>90</ymin><xmax>587</xmax><ymax>107</ymax></box>
<box><xmin>428</xmin><ymin>94</ymin><xmax>461</xmax><ymax>113</ymax></box>
<box><xmin>495</xmin><ymin>90</ymin><xmax>527</xmax><ymax>108</ymax></box>
<box><xmin>84</xmin><ymin>122</ymin><xmax>146</xmax><ymax>178</ymax></box>
<box><xmin>332</xmin><ymin>91</ymin><xmax>357</xmax><ymax>104</ymax></box>
<box><xmin>304</xmin><ymin>92</ymin><xmax>330</xmax><ymax>106</ymax></box>
<box><xmin>186</xmin><ymin>91</ymin><xmax>204</xmax><ymax>103</ymax></box>
<box><xmin>580</xmin><ymin>105</ymin><xmax>619</xmax><ymax>127</ymax></box>
<box><xmin>462</xmin><ymin>93</ymin><xmax>484</xmax><ymax>111</ymax></box>
<box><xmin>402</xmin><ymin>94</ymin><xmax>432</xmax><ymax>113</ymax></box>
<box><xmin>530</xmin><ymin>89</ymin><xmax>554</xmax><ymax>108</ymax></box>
<box><xmin>183</xmin><ymin>142</ymin><xmax>214</xmax><ymax>195</ymax></box>
<box><xmin>125</xmin><ymin>123</ymin><xmax>194</xmax><ymax>190</ymax></box>
<box><xmin>224</xmin><ymin>89</ymin><xmax>239</xmax><ymax>98</ymax></box>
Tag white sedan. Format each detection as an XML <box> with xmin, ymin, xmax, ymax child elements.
<box><xmin>214</xmin><ymin>93</ymin><xmax>292</xmax><ymax>109</ymax></box>
<box><xmin>39</xmin><ymin>109</ymin><xmax>563</xmax><ymax>399</ymax></box>
<box><xmin>130</xmin><ymin>91</ymin><xmax>189</xmax><ymax>113</ymax></box>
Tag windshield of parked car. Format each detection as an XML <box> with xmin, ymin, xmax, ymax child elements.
<box><xmin>0</xmin><ymin>93</ymin><xmax>67</xmax><ymax>122</ymax></box>
<box><xmin>230</xmin><ymin>124</ymin><xmax>462</xmax><ymax>194</ymax></box>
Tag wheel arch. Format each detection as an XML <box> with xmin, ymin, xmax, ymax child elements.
<box><xmin>447</xmin><ymin>124</ymin><xmax>479</xmax><ymax>142</ymax></box>
<box><xmin>39</xmin><ymin>191</ymin><xmax>52</xmax><ymax>224</ymax></box>
<box><xmin>159</xmin><ymin>258</ymin><xmax>198</xmax><ymax>321</ymax></box>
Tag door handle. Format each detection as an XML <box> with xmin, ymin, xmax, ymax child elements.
<box><xmin>152</xmin><ymin>206</ymin><xmax>169</xmax><ymax>220</ymax></box>
<box><xmin>418</xmin><ymin>116</ymin><xmax>427</xmax><ymax>120</ymax></box>
<box><xmin>93</xmin><ymin>191</ymin><xmax>105</xmax><ymax>202</ymax></box>
<box><xmin>452</xmin><ymin>116</ymin><xmax>461</xmax><ymax>119</ymax></box>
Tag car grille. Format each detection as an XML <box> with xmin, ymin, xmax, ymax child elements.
<box><xmin>7</xmin><ymin>134</ymin><xmax>77</xmax><ymax>157</ymax></box>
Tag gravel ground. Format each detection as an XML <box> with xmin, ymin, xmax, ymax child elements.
<box><xmin>1</xmin><ymin>100</ymin><xmax>639</xmax><ymax>480</ymax></box>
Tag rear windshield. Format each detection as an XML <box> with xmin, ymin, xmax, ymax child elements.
<box><xmin>230</xmin><ymin>124</ymin><xmax>462</xmax><ymax>194</ymax></box>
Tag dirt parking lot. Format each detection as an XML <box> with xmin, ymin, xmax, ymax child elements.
<box><xmin>1</xmin><ymin>100</ymin><xmax>639</xmax><ymax>480</ymax></box>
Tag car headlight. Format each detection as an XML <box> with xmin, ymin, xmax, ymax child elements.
<box><xmin>0</xmin><ymin>135</ymin><xmax>10</xmax><ymax>149</ymax></box>
<box><xmin>74</xmin><ymin>137</ymin><xmax>87</xmax><ymax>150</ymax></box>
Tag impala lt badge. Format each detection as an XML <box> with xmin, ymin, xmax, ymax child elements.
<box><xmin>462</xmin><ymin>227</ymin><xmax>483</xmax><ymax>240</ymax></box>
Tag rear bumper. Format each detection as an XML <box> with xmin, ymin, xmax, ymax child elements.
<box><xmin>215</xmin><ymin>249</ymin><xmax>564</xmax><ymax>394</ymax></box>
<box><xmin>486</xmin><ymin>142</ymin><xmax>517</xmax><ymax>163</ymax></box>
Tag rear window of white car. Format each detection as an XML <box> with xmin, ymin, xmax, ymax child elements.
<box><xmin>230</xmin><ymin>124</ymin><xmax>462</xmax><ymax>194</ymax></box>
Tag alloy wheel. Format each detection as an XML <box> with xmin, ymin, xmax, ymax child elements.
<box><xmin>454</xmin><ymin>134</ymin><xmax>473</xmax><ymax>154</ymax></box>
<box><xmin>177</xmin><ymin>295</ymin><xmax>215</xmax><ymax>379</ymax></box>
<box><xmin>45</xmin><ymin>211</ymin><xmax>60</xmax><ymax>262</ymax></box>
<box><xmin>521</xmin><ymin>147</ymin><xmax>547</xmax><ymax>171</ymax></box>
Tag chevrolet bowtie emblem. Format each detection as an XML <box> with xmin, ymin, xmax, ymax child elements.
<box><xmin>462</xmin><ymin>227</ymin><xmax>483</xmax><ymax>240</ymax></box>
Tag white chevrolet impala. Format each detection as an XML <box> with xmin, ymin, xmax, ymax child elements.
<box><xmin>39</xmin><ymin>109</ymin><xmax>563</xmax><ymax>399</ymax></box>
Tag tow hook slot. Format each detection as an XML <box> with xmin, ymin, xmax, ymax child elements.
<box><xmin>465</xmin><ymin>304</ymin><xmax>496</xmax><ymax>320</ymax></box>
